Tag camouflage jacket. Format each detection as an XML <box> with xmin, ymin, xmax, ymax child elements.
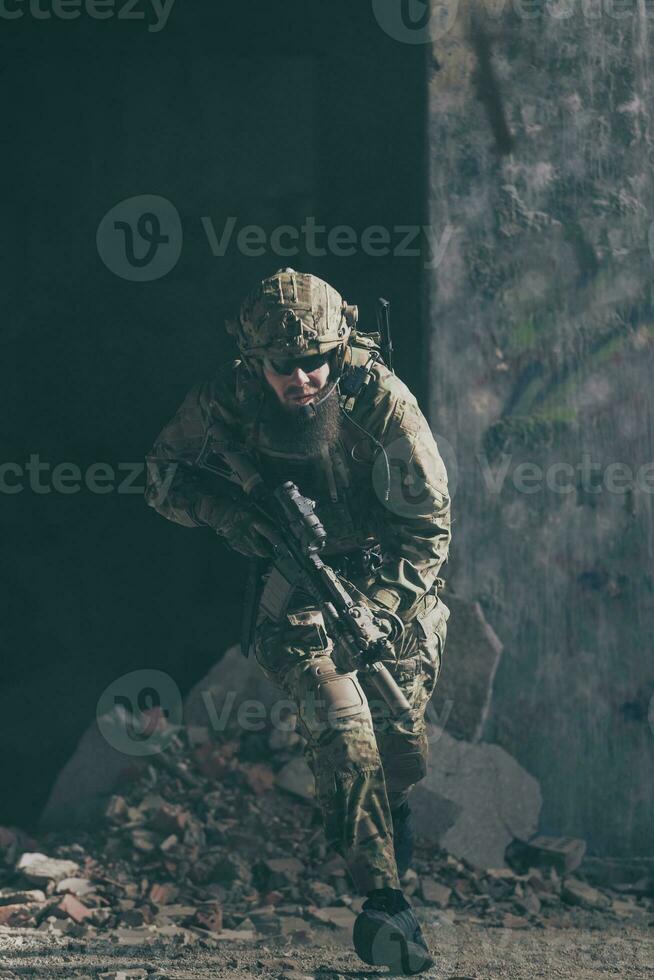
<box><xmin>145</xmin><ymin>336</ymin><xmax>452</xmax><ymax>622</ymax></box>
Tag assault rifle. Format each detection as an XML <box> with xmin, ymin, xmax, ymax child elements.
<box><xmin>197</xmin><ymin>422</ymin><xmax>411</xmax><ymax>718</ymax></box>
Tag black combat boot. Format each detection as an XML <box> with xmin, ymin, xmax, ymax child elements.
<box><xmin>352</xmin><ymin>886</ymin><xmax>434</xmax><ymax>975</ymax></box>
<box><xmin>391</xmin><ymin>799</ymin><xmax>415</xmax><ymax>879</ymax></box>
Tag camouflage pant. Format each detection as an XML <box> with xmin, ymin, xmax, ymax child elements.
<box><xmin>253</xmin><ymin>582</ymin><xmax>448</xmax><ymax>895</ymax></box>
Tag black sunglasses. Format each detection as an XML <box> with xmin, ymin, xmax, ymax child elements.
<box><xmin>265</xmin><ymin>351</ymin><xmax>332</xmax><ymax>376</ymax></box>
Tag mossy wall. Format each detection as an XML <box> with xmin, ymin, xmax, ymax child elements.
<box><xmin>428</xmin><ymin>0</ymin><xmax>654</xmax><ymax>855</ymax></box>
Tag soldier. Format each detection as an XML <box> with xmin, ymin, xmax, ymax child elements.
<box><xmin>145</xmin><ymin>269</ymin><xmax>451</xmax><ymax>974</ymax></box>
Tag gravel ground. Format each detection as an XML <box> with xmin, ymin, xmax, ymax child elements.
<box><xmin>1</xmin><ymin>919</ymin><xmax>652</xmax><ymax>980</ymax></box>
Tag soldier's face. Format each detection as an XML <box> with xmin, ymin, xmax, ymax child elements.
<box><xmin>262</xmin><ymin>354</ymin><xmax>331</xmax><ymax>411</ymax></box>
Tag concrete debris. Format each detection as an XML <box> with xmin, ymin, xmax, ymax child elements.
<box><xmin>275</xmin><ymin>757</ymin><xmax>315</xmax><ymax>801</ymax></box>
<box><xmin>16</xmin><ymin>853</ymin><xmax>80</xmax><ymax>885</ymax></box>
<box><xmin>506</xmin><ymin>835</ymin><xmax>587</xmax><ymax>876</ymax></box>
<box><xmin>0</xmin><ymin>721</ymin><xmax>650</xmax><ymax>946</ymax></box>
<box><xmin>261</xmin><ymin>857</ymin><xmax>305</xmax><ymax>886</ymax></box>
<box><xmin>411</xmin><ymin>729</ymin><xmax>542</xmax><ymax>869</ymax></box>
<box><xmin>55</xmin><ymin>876</ymin><xmax>95</xmax><ymax>896</ymax></box>
<box><xmin>0</xmin><ymin>903</ymin><xmax>36</xmax><ymax>927</ymax></box>
<box><xmin>501</xmin><ymin>912</ymin><xmax>530</xmax><ymax>929</ymax></box>
<box><xmin>0</xmin><ymin>888</ymin><xmax>46</xmax><ymax>905</ymax></box>
<box><xmin>194</xmin><ymin>900</ymin><xmax>223</xmax><ymax>933</ymax></box>
<box><xmin>308</xmin><ymin>905</ymin><xmax>356</xmax><ymax>930</ymax></box>
<box><xmin>149</xmin><ymin>881</ymin><xmax>178</xmax><ymax>905</ymax></box>
<box><xmin>306</xmin><ymin>880</ymin><xmax>337</xmax><ymax>907</ymax></box>
<box><xmin>420</xmin><ymin>878</ymin><xmax>452</xmax><ymax>907</ymax></box>
<box><xmin>562</xmin><ymin>877</ymin><xmax>612</xmax><ymax>911</ymax></box>
<box><xmin>98</xmin><ymin>971</ymin><xmax>149</xmax><ymax>980</ymax></box>
<box><xmin>400</xmin><ymin>868</ymin><xmax>419</xmax><ymax>896</ymax></box>
<box><xmin>55</xmin><ymin>892</ymin><xmax>93</xmax><ymax>923</ymax></box>
<box><xmin>98</xmin><ymin>970</ymin><xmax>149</xmax><ymax>980</ymax></box>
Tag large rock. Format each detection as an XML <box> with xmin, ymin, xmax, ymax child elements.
<box><xmin>39</xmin><ymin>644</ymin><xmax>280</xmax><ymax>830</ymax></box>
<box><xmin>185</xmin><ymin>644</ymin><xmax>284</xmax><ymax>737</ymax></box>
<box><xmin>431</xmin><ymin>595</ymin><xmax>503</xmax><ymax>742</ymax></box>
<box><xmin>38</xmin><ymin>722</ymin><xmax>149</xmax><ymax>831</ymax></box>
<box><xmin>411</xmin><ymin>730</ymin><xmax>541</xmax><ymax>869</ymax></box>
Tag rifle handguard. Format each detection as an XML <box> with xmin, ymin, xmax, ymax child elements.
<box><xmin>366</xmin><ymin>661</ymin><xmax>411</xmax><ymax>716</ymax></box>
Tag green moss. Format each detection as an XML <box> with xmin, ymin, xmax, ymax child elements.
<box><xmin>509</xmin><ymin>375</ymin><xmax>549</xmax><ymax>416</ymax></box>
<box><xmin>508</xmin><ymin>316</ymin><xmax>538</xmax><ymax>353</ymax></box>
<box><xmin>537</xmin><ymin>327</ymin><xmax>634</xmax><ymax>413</ymax></box>
<box><xmin>484</xmin><ymin>412</ymin><xmax>572</xmax><ymax>459</ymax></box>
<box><xmin>486</xmin><ymin>318</ymin><xmax>648</xmax><ymax>459</ymax></box>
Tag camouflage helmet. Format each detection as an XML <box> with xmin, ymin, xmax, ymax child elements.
<box><xmin>227</xmin><ymin>269</ymin><xmax>358</xmax><ymax>364</ymax></box>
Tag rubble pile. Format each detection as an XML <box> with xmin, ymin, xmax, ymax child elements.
<box><xmin>0</xmin><ymin>725</ymin><xmax>652</xmax><ymax>946</ymax></box>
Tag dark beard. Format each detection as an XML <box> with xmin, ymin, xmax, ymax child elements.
<box><xmin>263</xmin><ymin>382</ymin><xmax>342</xmax><ymax>456</ymax></box>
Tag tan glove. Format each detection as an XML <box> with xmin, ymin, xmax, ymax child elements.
<box><xmin>216</xmin><ymin>501</ymin><xmax>282</xmax><ymax>559</ymax></box>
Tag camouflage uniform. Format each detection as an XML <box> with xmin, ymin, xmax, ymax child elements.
<box><xmin>145</xmin><ymin>271</ymin><xmax>451</xmax><ymax>895</ymax></box>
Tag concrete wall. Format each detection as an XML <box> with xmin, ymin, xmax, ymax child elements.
<box><xmin>428</xmin><ymin>1</ymin><xmax>654</xmax><ymax>856</ymax></box>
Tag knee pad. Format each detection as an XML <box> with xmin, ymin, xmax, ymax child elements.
<box><xmin>383</xmin><ymin>743</ymin><xmax>428</xmax><ymax>793</ymax></box>
<box><xmin>298</xmin><ymin>658</ymin><xmax>369</xmax><ymax>736</ymax></box>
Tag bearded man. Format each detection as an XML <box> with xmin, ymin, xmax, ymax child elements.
<box><xmin>145</xmin><ymin>269</ymin><xmax>451</xmax><ymax>974</ymax></box>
